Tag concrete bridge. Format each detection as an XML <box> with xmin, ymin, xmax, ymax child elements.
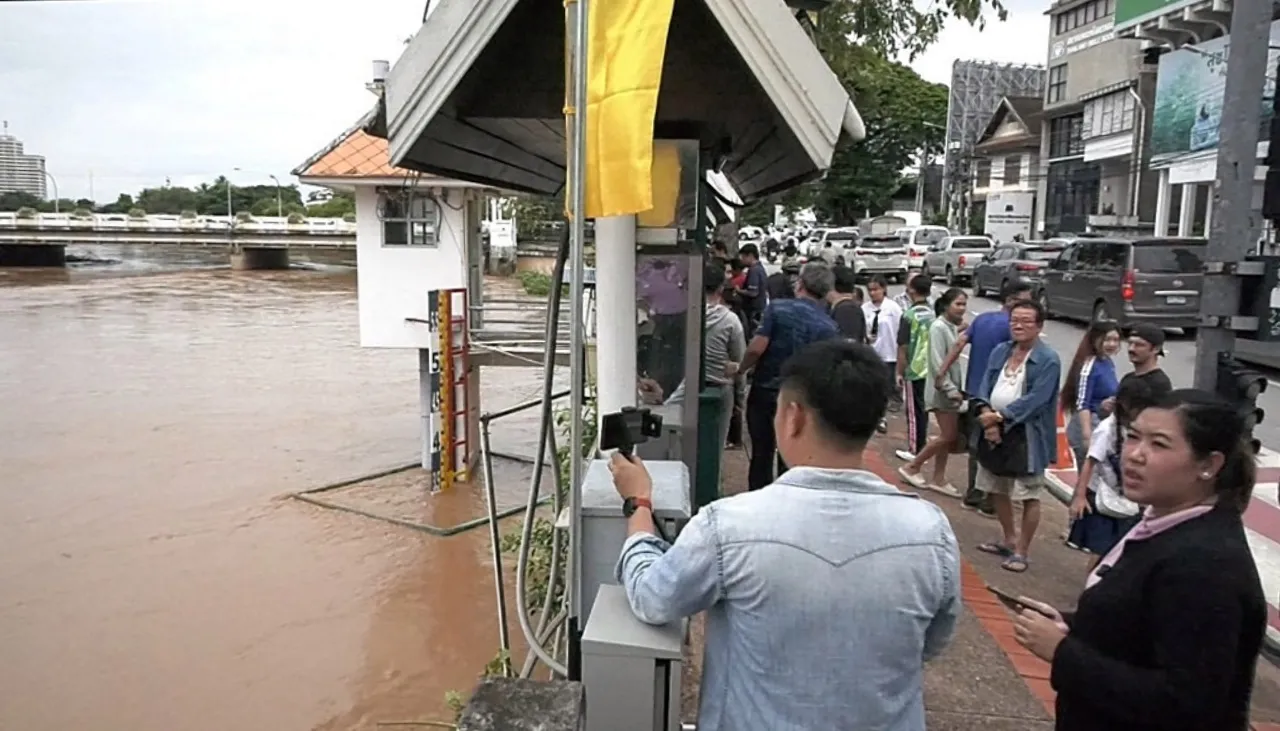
<box><xmin>0</xmin><ymin>212</ymin><xmax>355</xmax><ymax>269</ymax></box>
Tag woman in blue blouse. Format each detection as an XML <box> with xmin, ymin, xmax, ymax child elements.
<box><xmin>1061</xmin><ymin>320</ymin><xmax>1121</xmax><ymax>471</ymax></box>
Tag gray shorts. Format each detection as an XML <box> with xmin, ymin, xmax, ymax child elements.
<box><xmin>975</xmin><ymin>464</ymin><xmax>1045</xmax><ymax>502</ymax></box>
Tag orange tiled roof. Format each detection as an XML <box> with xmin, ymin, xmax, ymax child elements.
<box><xmin>298</xmin><ymin>127</ymin><xmax>408</xmax><ymax>179</ymax></box>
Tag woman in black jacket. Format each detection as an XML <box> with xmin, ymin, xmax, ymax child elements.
<box><xmin>1012</xmin><ymin>388</ymin><xmax>1267</xmax><ymax>731</ymax></box>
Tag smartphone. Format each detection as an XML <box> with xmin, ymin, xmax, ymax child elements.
<box><xmin>986</xmin><ymin>585</ymin><xmax>1054</xmax><ymax>618</ymax></box>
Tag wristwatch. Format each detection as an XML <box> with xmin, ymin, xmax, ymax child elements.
<box><xmin>622</xmin><ymin>496</ymin><xmax>653</xmax><ymax>517</ymax></box>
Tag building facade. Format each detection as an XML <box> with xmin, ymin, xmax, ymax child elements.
<box><xmin>971</xmin><ymin>97</ymin><xmax>1042</xmax><ymax>241</ymax></box>
<box><xmin>0</xmin><ymin>123</ymin><xmax>47</xmax><ymax>199</ymax></box>
<box><xmin>1036</xmin><ymin>0</ymin><xmax>1157</xmax><ymax>235</ymax></box>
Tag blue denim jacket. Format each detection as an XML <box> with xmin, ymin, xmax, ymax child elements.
<box><xmin>615</xmin><ymin>466</ymin><xmax>960</xmax><ymax>731</ymax></box>
<box><xmin>974</xmin><ymin>339</ymin><xmax>1063</xmax><ymax>474</ymax></box>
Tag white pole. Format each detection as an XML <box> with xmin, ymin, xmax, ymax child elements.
<box><xmin>566</xmin><ymin>0</ymin><xmax>590</xmax><ymax>655</ymax></box>
<box><xmin>595</xmin><ymin>215</ymin><xmax>638</xmax><ymax>422</ymax></box>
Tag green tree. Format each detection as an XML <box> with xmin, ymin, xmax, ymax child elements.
<box><xmin>0</xmin><ymin>191</ymin><xmax>43</xmax><ymax>212</ymax></box>
<box><xmin>779</xmin><ymin>0</ymin><xmax>996</xmax><ymax>224</ymax></box>
<box><xmin>306</xmin><ymin>193</ymin><xmax>355</xmax><ymax>218</ymax></box>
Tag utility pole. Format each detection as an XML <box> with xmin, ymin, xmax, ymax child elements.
<box><xmin>1193</xmin><ymin>0</ymin><xmax>1272</xmax><ymax>388</ymax></box>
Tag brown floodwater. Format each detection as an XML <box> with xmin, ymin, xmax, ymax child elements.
<box><xmin>0</xmin><ymin>245</ymin><xmax>553</xmax><ymax>730</ymax></box>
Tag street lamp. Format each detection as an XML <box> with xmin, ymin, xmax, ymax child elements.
<box><xmin>233</xmin><ymin>167</ymin><xmax>283</xmax><ymax>217</ymax></box>
<box><xmin>44</xmin><ymin>171</ymin><xmax>59</xmax><ymax>214</ymax></box>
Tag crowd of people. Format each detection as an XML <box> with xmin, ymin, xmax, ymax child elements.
<box><xmin>610</xmin><ymin>250</ymin><xmax>1270</xmax><ymax>730</ymax></box>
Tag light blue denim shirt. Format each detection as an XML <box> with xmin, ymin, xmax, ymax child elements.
<box><xmin>973</xmin><ymin>339</ymin><xmax>1063</xmax><ymax>474</ymax></box>
<box><xmin>615</xmin><ymin>465</ymin><xmax>960</xmax><ymax>731</ymax></box>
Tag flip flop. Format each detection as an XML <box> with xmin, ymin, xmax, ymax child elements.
<box><xmin>977</xmin><ymin>541</ymin><xmax>1013</xmax><ymax>557</ymax></box>
<box><xmin>1001</xmin><ymin>555</ymin><xmax>1029</xmax><ymax>573</ymax></box>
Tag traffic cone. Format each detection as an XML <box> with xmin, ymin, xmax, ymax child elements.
<box><xmin>1055</xmin><ymin>404</ymin><xmax>1075</xmax><ymax>471</ymax></box>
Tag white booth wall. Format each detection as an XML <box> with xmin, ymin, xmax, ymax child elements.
<box><xmin>353</xmin><ymin>185</ymin><xmax>470</xmax><ymax>349</ymax></box>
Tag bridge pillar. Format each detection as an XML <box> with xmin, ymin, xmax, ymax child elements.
<box><xmin>229</xmin><ymin>247</ymin><xmax>289</xmax><ymax>271</ymax></box>
<box><xmin>0</xmin><ymin>244</ymin><xmax>66</xmax><ymax>267</ymax></box>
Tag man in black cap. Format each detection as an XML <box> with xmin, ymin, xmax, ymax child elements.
<box><xmin>1119</xmin><ymin>322</ymin><xmax>1174</xmax><ymax>395</ymax></box>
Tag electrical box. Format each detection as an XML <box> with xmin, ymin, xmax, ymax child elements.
<box><xmin>581</xmin><ymin>584</ymin><xmax>683</xmax><ymax>731</ymax></box>
<box><xmin>579</xmin><ymin>458</ymin><xmax>691</xmax><ymax>627</ymax></box>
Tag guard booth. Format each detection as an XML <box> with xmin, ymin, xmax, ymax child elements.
<box><xmin>368</xmin><ymin>0</ymin><xmax>864</xmax><ymax>725</ymax></box>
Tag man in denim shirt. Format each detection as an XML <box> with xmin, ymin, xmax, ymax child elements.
<box><xmin>609</xmin><ymin>339</ymin><xmax>961</xmax><ymax>731</ymax></box>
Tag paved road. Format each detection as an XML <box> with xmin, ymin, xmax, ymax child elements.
<box><xmin>881</xmin><ymin>280</ymin><xmax>1280</xmax><ymax>449</ymax></box>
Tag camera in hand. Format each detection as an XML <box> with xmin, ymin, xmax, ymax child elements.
<box><xmin>600</xmin><ymin>406</ymin><xmax>664</xmax><ymax>457</ymax></box>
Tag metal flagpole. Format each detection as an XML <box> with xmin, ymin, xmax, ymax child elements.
<box><xmin>565</xmin><ymin>0</ymin><xmax>590</xmax><ymax>680</ymax></box>
<box><xmin>1193</xmin><ymin>0</ymin><xmax>1272</xmax><ymax>387</ymax></box>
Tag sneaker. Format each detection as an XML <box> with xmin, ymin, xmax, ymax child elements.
<box><xmin>877</xmin><ymin>419</ymin><xmax>888</xmax><ymax>434</ymax></box>
<box><xmin>927</xmin><ymin>483</ymin><xmax>963</xmax><ymax>499</ymax></box>
<box><xmin>894</xmin><ymin>449</ymin><xmax>916</xmax><ymax>461</ymax></box>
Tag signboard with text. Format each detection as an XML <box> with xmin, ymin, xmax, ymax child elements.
<box><xmin>1150</xmin><ymin>21</ymin><xmax>1279</xmax><ymax>164</ymax></box>
<box><xmin>1114</xmin><ymin>0</ymin><xmax>1194</xmax><ymax>30</ymax></box>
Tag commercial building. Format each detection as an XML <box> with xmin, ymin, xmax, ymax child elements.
<box><xmin>0</xmin><ymin>122</ymin><xmax>48</xmax><ymax>199</ymax></box>
<box><xmin>1113</xmin><ymin>3</ymin><xmax>1277</xmax><ymax>238</ymax></box>
<box><xmin>1036</xmin><ymin>0</ymin><xmax>1159</xmax><ymax>235</ymax></box>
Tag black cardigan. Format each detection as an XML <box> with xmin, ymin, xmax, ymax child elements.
<box><xmin>1050</xmin><ymin>502</ymin><xmax>1268</xmax><ymax>731</ymax></box>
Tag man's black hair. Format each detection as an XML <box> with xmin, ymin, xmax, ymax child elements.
<box><xmin>779</xmin><ymin>339</ymin><xmax>889</xmax><ymax>448</ymax></box>
<box><xmin>739</xmin><ymin>243</ymin><xmax>760</xmax><ymax>259</ymax></box>
<box><xmin>909</xmin><ymin>274</ymin><xmax>932</xmax><ymax>297</ymax></box>
<box><xmin>1001</xmin><ymin>277</ymin><xmax>1034</xmax><ymax>302</ymax></box>
<box><xmin>832</xmin><ymin>264</ymin><xmax>858</xmax><ymax>294</ymax></box>
<box><xmin>729</xmin><ymin>256</ymin><xmax>745</xmax><ymax>272</ymax></box>
<box><xmin>704</xmin><ymin>261</ymin><xmax>727</xmax><ymax>295</ymax></box>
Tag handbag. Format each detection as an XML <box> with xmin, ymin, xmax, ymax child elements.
<box><xmin>976</xmin><ymin>419</ymin><xmax>1032</xmax><ymax>477</ymax></box>
<box><xmin>950</xmin><ymin>400</ymin><xmax>972</xmax><ymax>455</ymax></box>
<box><xmin>1095</xmin><ymin>453</ymin><xmax>1140</xmax><ymax>519</ymax></box>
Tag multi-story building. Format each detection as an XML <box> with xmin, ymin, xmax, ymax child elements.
<box><xmin>1036</xmin><ymin>0</ymin><xmax>1159</xmax><ymax>235</ymax></box>
<box><xmin>0</xmin><ymin>122</ymin><xmax>48</xmax><ymax>199</ymax></box>
<box><xmin>1112</xmin><ymin>1</ymin><xmax>1279</xmax><ymax>239</ymax></box>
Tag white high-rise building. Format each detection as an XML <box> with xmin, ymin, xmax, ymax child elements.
<box><xmin>0</xmin><ymin>121</ymin><xmax>48</xmax><ymax>199</ymax></box>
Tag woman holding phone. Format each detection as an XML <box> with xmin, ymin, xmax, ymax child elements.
<box><xmin>1010</xmin><ymin>390</ymin><xmax>1266</xmax><ymax>731</ymax></box>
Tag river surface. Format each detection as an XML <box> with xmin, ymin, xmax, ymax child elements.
<box><xmin>0</xmin><ymin>244</ymin><xmax>551</xmax><ymax>730</ymax></box>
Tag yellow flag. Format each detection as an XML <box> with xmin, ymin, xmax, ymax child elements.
<box><xmin>582</xmin><ymin>0</ymin><xmax>676</xmax><ymax>219</ymax></box>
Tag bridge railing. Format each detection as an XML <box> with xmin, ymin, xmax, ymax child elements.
<box><xmin>0</xmin><ymin>212</ymin><xmax>357</xmax><ymax>235</ymax></box>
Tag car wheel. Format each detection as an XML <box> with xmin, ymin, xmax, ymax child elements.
<box><xmin>836</xmin><ymin>256</ymin><xmax>846</xmax><ymax>267</ymax></box>
<box><xmin>1093</xmin><ymin>300</ymin><xmax>1111</xmax><ymax>323</ymax></box>
<box><xmin>921</xmin><ymin>264</ymin><xmax>931</xmax><ymax>280</ymax></box>
<box><xmin>1183</xmin><ymin>327</ymin><xmax>1198</xmax><ymax>338</ymax></box>
<box><xmin>946</xmin><ymin>267</ymin><xmax>955</xmax><ymax>286</ymax></box>
<box><xmin>1039</xmin><ymin>289</ymin><xmax>1054</xmax><ymax>319</ymax></box>
<box><xmin>998</xmin><ymin>278</ymin><xmax>1009</xmax><ymax>299</ymax></box>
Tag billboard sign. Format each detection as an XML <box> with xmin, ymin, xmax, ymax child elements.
<box><xmin>1150</xmin><ymin>21</ymin><xmax>1279</xmax><ymax>164</ymax></box>
<box><xmin>1114</xmin><ymin>0</ymin><xmax>1194</xmax><ymax>31</ymax></box>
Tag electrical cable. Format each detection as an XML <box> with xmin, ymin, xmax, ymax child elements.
<box><xmin>511</xmin><ymin>221</ymin><xmax>572</xmax><ymax>678</ymax></box>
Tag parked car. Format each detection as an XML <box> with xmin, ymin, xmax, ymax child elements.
<box><xmin>850</xmin><ymin>234</ymin><xmax>908</xmax><ymax>282</ymax></box>
<box><xmin>920</xmin><ymin>235</ymin><xmax>994</xmax><ymax>285</ymax></box>
<box><xmin>815</xmin><ymin>227</ymin><xmax>860</xmax><ymax>266</ymax></box>
<box><xmin>971</xmin><ymin>241</ymin><xmax>1065</xmax><ymax>297</ymax></box>
<box><xmin>1036</xmin><ymin>236</ymin><xmax>1206</xmax><ymax>331</ymax></box>
<box><xmin>897</xmin><ymin>225</ymin><xmax>950</xmax><ymax>271</ymax></box>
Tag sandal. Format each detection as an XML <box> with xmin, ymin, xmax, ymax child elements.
<box><xmin>977</xmin><ymin>541</ymin><xmax>1013</xmax><ymax>557</ymax></box>
<box><xmin>1001</xmin><ymin>555</ymin><xmax>1029</xmax><ymax>573</ymax></box>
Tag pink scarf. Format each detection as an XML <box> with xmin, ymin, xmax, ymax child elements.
<box><xmin>1085</xmin><ymin>505</ymin><xmax>1215</xmax><ymax>589</ymax></box>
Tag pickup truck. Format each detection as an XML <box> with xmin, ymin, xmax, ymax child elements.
<box><xmin>920</xmin><ymin>235</ymin><xmax>995</xmax><ymax>286</ymax></box>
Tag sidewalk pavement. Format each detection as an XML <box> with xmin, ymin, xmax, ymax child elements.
<box><xmin>703</xmin><ymin>408</ymin><xmax>1280</xmax><ymax>730</ymax></box>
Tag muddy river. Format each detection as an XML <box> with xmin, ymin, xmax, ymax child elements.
<box><xmin>0</xmin><ymin>244</ymin><xmax>549</xmax><ymax>729</ymax></box>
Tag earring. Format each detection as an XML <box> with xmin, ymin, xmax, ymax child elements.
<box><xmin>1201</xmin><ymin>472</ymin><xmax>1212</xmax><ymax>480</ymax></box>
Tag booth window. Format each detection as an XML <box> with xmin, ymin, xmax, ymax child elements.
<box><xmin>380</xmin><ymin>190</ymin><xmax>439</xmax><ymax>247</ymax></box>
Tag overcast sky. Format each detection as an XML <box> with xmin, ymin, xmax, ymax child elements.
<box><xmin>0</xmin><ymin>0</ymin><xmax>1049</xmax><ymax>202</ymax></box>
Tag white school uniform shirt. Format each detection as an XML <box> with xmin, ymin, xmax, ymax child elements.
<box><xmin>862</xmin><ymin>297</ymin><xmax>903</xmax><ymax>364</ymax></box>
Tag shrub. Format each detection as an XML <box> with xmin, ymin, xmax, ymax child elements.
<box><xmin>519</xmin><ymin>270</ymin><xmax>552</xmax><ymax>296</ymax></box>
<box><xmin>286</xmin><ymin>212</ymin><xmax>306</xmax><ymax>224</ymax></box>
<box><xmin>342</xmin><ymin>212</ymin><xmax>356</xmax><ymax>223</ymax></box>
<box><xmin>71</xmin><ymin>208</ymin><xmax>93</xmax><ymax>220</ymax></box>
<box><xmin>235</xmin><ymin>210</ymin><xmax>254</xmax><ymax>223</ymax></box>
<box><xmin>180</xmin><ymin>210</ymin><xmax>198</xmax><ymax>220</ymax></box>
<box><xmin>127</xmin><ymin>207</ymin><xmax>147</xmax><ymax>219</ymax></box>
